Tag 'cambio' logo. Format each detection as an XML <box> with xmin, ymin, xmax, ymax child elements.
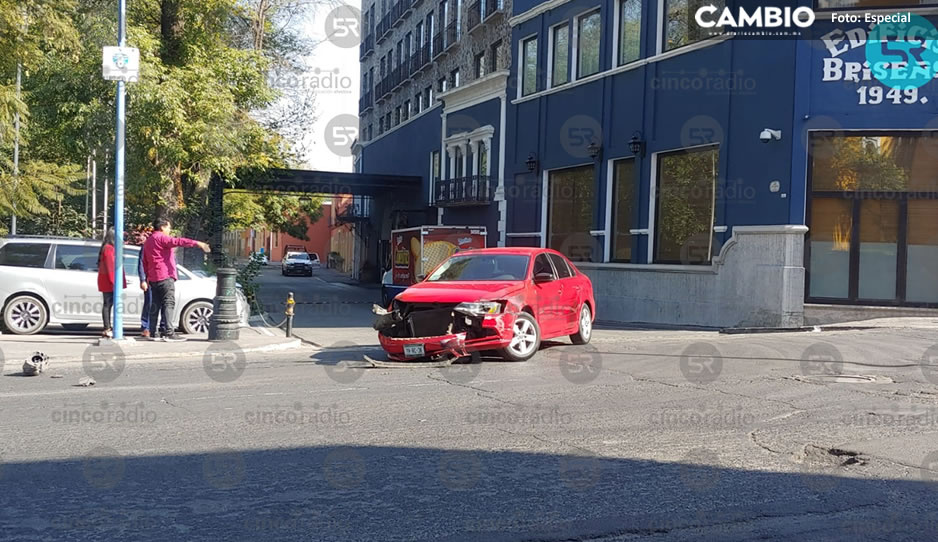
<box><xmin>695</xmin><ymin>6</ymin><xmax>815</xmax><ymax>29</ymax></box>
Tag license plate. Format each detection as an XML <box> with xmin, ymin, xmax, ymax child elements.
<box><xmin>403</xmin><ymin>344</ymin><xmax>425</xmax><ymax>358</ymax></box>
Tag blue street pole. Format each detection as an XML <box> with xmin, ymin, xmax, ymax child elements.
<box><xmin>112</xmin><ymin>0</ymin><xmax>127</xmax><ymax>340</ymax></box>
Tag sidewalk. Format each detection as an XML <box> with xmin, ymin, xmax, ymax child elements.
<box><xmin>0</xmin><ymin>326</ymin><xmax>304</xmax><ymax>367</ymax></box>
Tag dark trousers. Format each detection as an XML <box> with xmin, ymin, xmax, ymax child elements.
<box><xmin>149</xmin><ymin>278</ymin><xmax>176</xmax><ymax>336</ymax></box>
<box><xmin>141</xmin><ymin>288</ymin><xmax>168</xmax><ymax>333</ymax></box>
<box><xmin>102</xmin><ymin>292</ymin><xmax>114</xmax><ymax>330</ymax></box>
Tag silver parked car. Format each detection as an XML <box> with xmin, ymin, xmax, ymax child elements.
<box><xmin>0</xmin><ymin>236</ymin><xmax>249</xmax><ymax>335</ymax></box>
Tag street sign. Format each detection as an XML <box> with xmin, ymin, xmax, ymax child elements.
<box><xmin>102</xmin><ymin>46</ymin><xmax>140</xmax><ymax>82</ymax></box>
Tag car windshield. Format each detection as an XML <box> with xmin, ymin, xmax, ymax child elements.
<box><xmin>288</xmin><ymin>253</ymin><xmax>309</xmax><ymax>260</ymax></box>
<box><xmin>426</xmin><ymin>254</ymin><xmax>529</xmax><ymax>281</ymax></box>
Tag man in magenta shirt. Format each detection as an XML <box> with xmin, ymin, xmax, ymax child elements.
<box><xmin>142</xmin><ymin>218</ymin><xmax>211</xmax><ymax>341</ymax></box>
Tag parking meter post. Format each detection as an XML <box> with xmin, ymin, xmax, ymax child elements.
<box><xmin>209</xmin><ymin>268</ymin><xmax>240</xmax><ymax>341</ymax></box>
<box><xmin>285</xmin><ymin>292</ymin><xmax>295</xmax><ymax>338</ymax></box>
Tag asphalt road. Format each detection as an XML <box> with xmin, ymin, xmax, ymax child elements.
<box><xmin>1</xmin><ymin>268</ymin><xmax>937</xmax><ymax>541</ymax></box>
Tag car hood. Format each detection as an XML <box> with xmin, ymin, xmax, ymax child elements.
<box><xmin>397</xmin><ymin>281</ymin><xmax>525</xmax><ymax>304</ymax></box>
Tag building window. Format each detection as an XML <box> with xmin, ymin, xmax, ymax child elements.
<box><xmin>475</xmin><ymin>52</ymin><xmax>487</xmax><ymax>79</ymax></box>
<box><xmin>664</xmin><ymin>0</ymin><xmax>724</xmax><ymax>52</ymax></box>
<box><xmin>548</xmin><ymin>165</ymin><xmax>596</xmax><ymax>262</ymax></box>
<box><xmin>450</xmin><ymin>68</ymin><xmax>460</xmax><ymax>88</ymax></box>
<box><xmin>432</xmin><ymin>150</ymin><xmax>441</xmax><ymax>180</ymax></box>
<box><xmin>576</xmin><ymin>9</ymin><xmax>601</xmax><ymax>79</ymax></box>
<box><xmin>618</xmin><ymin>0</ymin><xmax>641</xmax><ymax>65</ymax></box>
<box><xmin>367</xmin><ymin>124</ymin><xmax>373</xmax><ymax>140</ymax></box>
<box><xmin>490</xmin><ymin>39</ymin><xmax>503</xmax><ymax>71</ymax></box>
<box><xmin>550</xmin><ymin>23</ymin><xmax>569</xmax><ymax>87</ymax></box>
<box><xmin>439</xmin><ymin>77</ymin><xmax>448</xmax><ymax>93</ymax></box>
<box><xmin>521</xmin><ymin>36</ymin><xmax>538</xmax><ymax>96</ymax></box>
<box><xmin>416</xmin><ymin>93</ymin><xmax>423</xmax><ymax>113</ymax></box>
<box><xmin>425</xmin><ymin>86</ymin><xmax>432</xmax><ymax>106</ymax></box>
<box><xmin>477</xmin><ymin>142</ymin><xmax>488</xmax><ymax>175</ymax></box>
<box><xmin>378</xmin><ymin>117</ymin><xmax>384</xmax><ymax>133</ymax></box>
<box><xmin>385</xmin><ymin>112</ymin><xmax>391</xmax><ymax>129</ymax></box>
<box><xmin>416</xmin><ymin>22</ymin><xmax>424</xmax><ymax>46</ymax></box>
<box><xmin>611</xmin><ymin>158</ymin><xmax>635</xmax><ymax>262</ymax></box>
<box><xmin>808</xmin><ymin>132</ymin><xmax>938</xmax><ymax>304</ymax></box>
<box><xmin>403</xmin><ymin>100</ymin><xmax>411</xmax><ymax>121</ymax></box>
<box><xmin>654</xmin><ymin>145</ymin><xmax>719</xmax><ymax>264</ymax></box>
<box><xmin>395</xmin><ymin>106</ymin><xmax>401</xmax><ymax>125</ymax></box>
<box><xmin>426</xmin><ymin>12</ymin><xmax>435</xmax><ymax>54</ymax></box>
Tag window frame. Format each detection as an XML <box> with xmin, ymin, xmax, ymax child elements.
<box><xmin>519</xmin><ymin>34</ymin><xmax>539</xmax><ymax>98</ymax></box>
<box><xmin>614</xmin><ymin>0</ymin><xmax>642</xmax><ymax>67</ymax></box>
<box><xmin>650</xmin><ymin>143</ymin><xmax>720</xmax><ymax>265</ymax></box>
<box><xmin>660</xmin><ymin>0</ymin><xmax>725</xmax><ymax>54</ymax></box>
<box><xmin>573</xmin><ymin>8</ymin><xmax>602</xmax><ymax>81</ymax></box>
<box><xmin>548</xmin><ymin>21</ymin><xmax>570</xmax><ymax>88</ymax></box>
<box><xmin>606</xmin><ymin>157</ymin><xmax>637</xmax><ymax>263</ymax></box>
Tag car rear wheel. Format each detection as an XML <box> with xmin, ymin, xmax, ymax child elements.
<box><xmin>181</xmin><ymin>301</ymin><xmax>213</xmax><ymax>335</ymax></box>
<box><xmin>3</xmin><ymin>295</ymin><xmax>49</xmax><ymax>335</ymax></box>
<box><xmin>499</xmin><ymin>312</ymin><xmax>541</xmax><ymax>362</ymax></box>
<box><xmin>570</xmin><ymin>304</ymin><xmax>592</xmax><ymax>345</ymax></box>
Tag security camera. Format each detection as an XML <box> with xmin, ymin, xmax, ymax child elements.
<box><xmin>760</xmin><ymin>129</ymin><xmax>782</xmax><ymax>143</ymax></box>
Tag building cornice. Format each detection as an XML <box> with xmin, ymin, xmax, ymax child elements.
<box><xmin>508</xmin><ymin>0</ymin><xmax>572</xmax><ymax>27</ymax></box>
<box><xmin>439</xmin><ymin>70</ymin><xmax>509</xmax><ymax>113</ymax></box>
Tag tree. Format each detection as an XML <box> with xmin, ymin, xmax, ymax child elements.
<box><xmin>0</xmin><ymin>0</ymin><xmax>83</xmax><ymax>227</ymax></box>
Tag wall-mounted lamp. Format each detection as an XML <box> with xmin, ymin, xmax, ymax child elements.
<box><xmin>587</xmin><ymin>140</ymin><xmax>601</xmax><ymax>159</ymax></box>
<box><xmin>525</xmin><ymin>153</ymin><xmax>538</xmax><ymax>172</ymax></box>
<box><xmin>628</xmin><ymin>131</ymin><xmax>645</xmax><ymax>157</ymax></box>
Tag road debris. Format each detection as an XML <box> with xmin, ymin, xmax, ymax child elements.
<box><xmin>77</xmin><ymin>376</ymin><xmax>96</xmax><ymax>387</ymax></box>
<box><xmin>22</xmin><ymin>352</ymin><xmax>49</xmax><ymax>376</ymax></box>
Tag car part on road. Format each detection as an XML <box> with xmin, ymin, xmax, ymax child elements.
<box><xmin>22</xmin><ymin>351</ymin><xmax>49</xmax><ymax>376</ymax></box>
<box><xmin>3</xmin><ymin>294</ymin><xmax>49</xmax><ymax>335</ymax></box>
<box><xmin>363</xmin><ymin>354</ymin><xmax>460</xmax><ymax>368</ymax></box>
<box><xmin>77</xmin><ymin>376</ymin><xmax>96</xmax><ymax>386</ymax></box>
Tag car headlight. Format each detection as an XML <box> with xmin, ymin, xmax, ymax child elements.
<box><xmin>455</xmin><ymin>301</ymin><xmax>502</xmax><ymax>316</ymax></box>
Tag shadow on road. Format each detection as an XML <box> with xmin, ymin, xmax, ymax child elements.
<box><xmin>1</xmin><ymin>445</ymin><xmax>935</xmax><ymax>541</ymax></box>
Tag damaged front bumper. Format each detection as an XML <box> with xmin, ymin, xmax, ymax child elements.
<box><xmin>373</xmin><ymin>303</ymin><xmax>517</xmax><ymax>361</ymax></box>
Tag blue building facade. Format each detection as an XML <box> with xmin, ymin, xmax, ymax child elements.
<box><xmin>360</xmin><ymin>0</ymin><xmax>938</xmax><ymax>327</ymax></box>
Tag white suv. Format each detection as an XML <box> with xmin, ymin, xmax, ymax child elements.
<box><xmin>0</xmin><ymin>236</ymin><xmax>249</xmax><ymax>335</ymax></box>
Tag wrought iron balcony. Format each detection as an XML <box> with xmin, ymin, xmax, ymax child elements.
<box><xmin>359</xmin><ymin>33</ymin><xmax>375</xmax><ymax>60</ymax></box>
<box><xmin>432</xmin><ymin>31</ymin><xmax>444</xmax><ymax>59</ymax></box>
<box><xmin>434</xmin><ymin>176</ymin><xmax>495</xmax><ymax>207</ymax></box>
<box><xmin>444</xmin><ymin>21</ymin><xmax>458</xmax><ymax>51</ymax></box>
<box><xmin>336</xmin><ymin>197</ymin><xmax>373</xmax><ymax>223</ymax></box>
<box><xmin>467</xmin><ymin>0</ymin><xmax>482</xmax><ymax>31</ymax></box>
<box><xmin>359</xmin><ymin>91</ymin><xmax>373</xmax><ymax>112</ymax></box>
<box><xmin>483</xmin><ymin>0</ymin><xmax>504</xmax><ymax>20</ymax></box>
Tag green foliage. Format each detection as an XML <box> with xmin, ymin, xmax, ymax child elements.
<box><xmin>236</xmin><ymin>254</ymin><xmax>263</xmax><ymax>314</ymax></box>
<box><xmin>224</xmin><ymin>192</ymin><xmax>324</xmax><ymax>241</ymax></box>
<box><xmin>3</xmin><ymin>0</ymin><xmax>322</xmax><ymax>235</ymax></box>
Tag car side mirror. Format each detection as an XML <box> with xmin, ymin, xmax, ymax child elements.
<box><xmin>533</xmin><ymin>272</ymin><xmax>554</xmax><ymax>283</ymax></box>
<box><xmin>416</xmin><ymin>274</ymin><xmax>426</xmax><ymax>282</ymax></box>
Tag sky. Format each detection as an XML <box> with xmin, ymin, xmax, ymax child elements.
<box><xmin>295</xmin><ymin>1</ymin><xmax>362</xmax><ymax>173</ymax></box>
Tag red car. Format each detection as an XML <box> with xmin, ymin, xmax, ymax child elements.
<box><xmin>373</xmin><ymin>247</ymin><xmax>595</xmax><ymax>362</ymax></box>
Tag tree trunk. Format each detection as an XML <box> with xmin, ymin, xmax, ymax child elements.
<box><xmin>160</xmin><ymin>0</ymin><xmax>184</xmax><ymax>64</ymax></box>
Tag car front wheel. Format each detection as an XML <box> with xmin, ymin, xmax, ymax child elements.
<box><xmin>3</xmin><ymin>295</ymin><xmax>49</xmax><ymax>335</ymax></box>
<box><xmin>181</xmin><ymin>301</ymin><xmax>214</xmax><ymax>335</ymax></box>
<box><xmin>570</xmin><ymin>304</ymin><xmax>592</xmax><ymax>345</ymax></box>
<box><xmin>499</xmin><ymin>312</ymin><xmax>541</xmax><ymax>362</ymax></box>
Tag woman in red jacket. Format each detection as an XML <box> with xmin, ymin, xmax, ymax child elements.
<box><xmin>97</xmin><ymin>227</ymin><xmax>127</xmax><ymax>338</ymax></box>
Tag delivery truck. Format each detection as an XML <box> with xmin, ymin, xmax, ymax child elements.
<box><xmin>381</xmin><ymin>226</ymin><xmax>487</xmax><ymax>306</ymax></box>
